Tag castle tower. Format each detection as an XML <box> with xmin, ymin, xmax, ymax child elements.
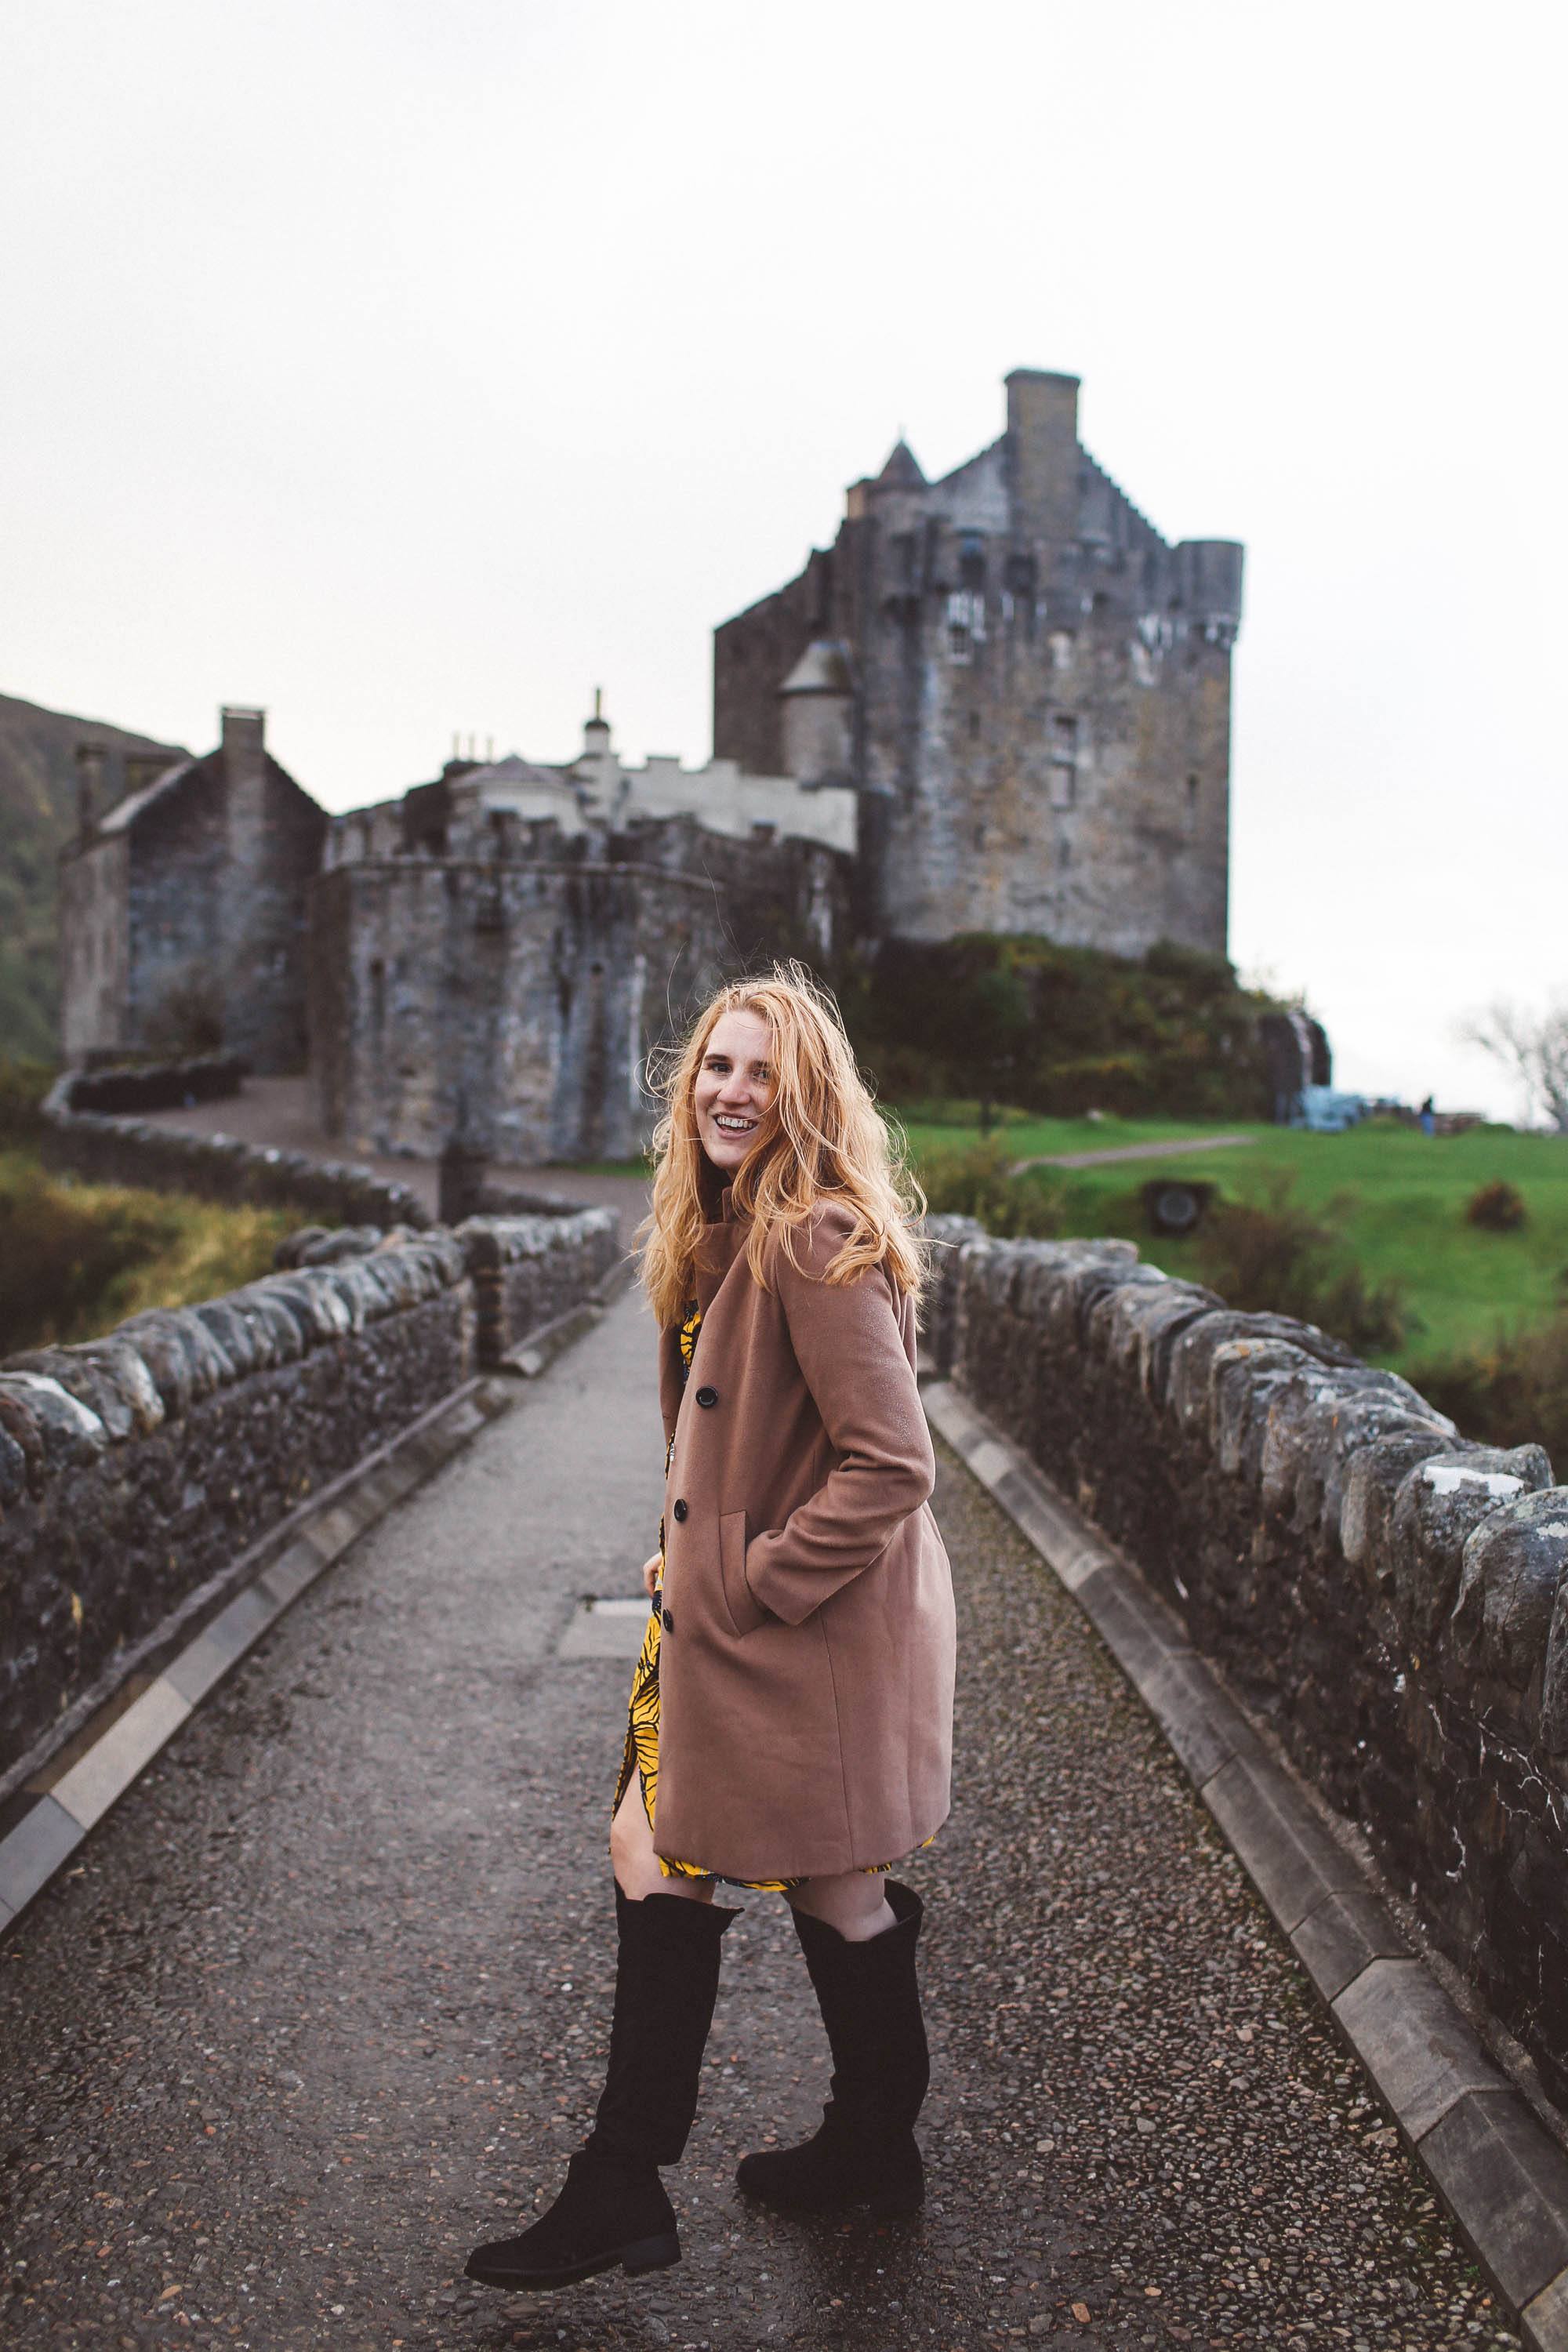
<box><xmin>712</xmin><ymin>368</ymin><xmax>1243</xmax><ymax>959</ymax></box>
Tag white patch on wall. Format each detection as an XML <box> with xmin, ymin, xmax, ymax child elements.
<box><xmin>1420</xmin><ymin>1464</ymin><xmax>1525</xmax><ymax>1499</ymax></box>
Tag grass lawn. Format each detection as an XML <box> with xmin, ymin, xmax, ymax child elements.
<box><xmin>895</xmin><ymin>1111</ymin><xmax>1568</xmax><ymax>1374</ymax></box>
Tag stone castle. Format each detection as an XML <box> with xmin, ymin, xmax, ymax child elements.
<box><xmin>58</xmin><ymin>368</ymin><xmax>1243</xmax><ymax>1163</ymax></box>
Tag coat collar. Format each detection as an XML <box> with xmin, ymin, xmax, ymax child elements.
<box><xmin>693</xmin><ymin>1195</ymin><xmax>748</xmax><ymax>1312</ymax></box>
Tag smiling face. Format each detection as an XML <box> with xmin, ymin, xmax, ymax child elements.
<box><xmin>692</xmin><ymin>1007</ymin><xmax>777</xmax><ymax>1174</ymax></box>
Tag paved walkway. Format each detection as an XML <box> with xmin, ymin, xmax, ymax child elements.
<box><xmin>0</xmin><ymin>1292</ymin><xmax>1519</xmax><ymax>2349</ymax></box>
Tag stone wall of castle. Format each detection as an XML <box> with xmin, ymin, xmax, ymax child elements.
<box><xmin>308</xmin><ymin>815</ymin><xmax>850</xmax><ymax>1163</ymax></box>
<box><xmin>714</xmin><ymin>370</ymin><xmax>1241</xmax><ymax>958</ymax></box>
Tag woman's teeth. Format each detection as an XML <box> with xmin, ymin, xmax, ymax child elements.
<box><xmin>715</xmin><ymin>1115</ymin><xmax>755</xmax><ymax>1131</ymax></box>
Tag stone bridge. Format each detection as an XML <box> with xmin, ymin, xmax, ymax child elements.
<box><xmin>3</xmin><ymin>1069</ymin><xmax>1567</xmax><ymax>2349</ymax></box>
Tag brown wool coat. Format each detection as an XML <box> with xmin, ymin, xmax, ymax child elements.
<box><xmin>651</xmin><ymin>1193</ymin><xmax>956</xmax><ymax>1882</ymax></box>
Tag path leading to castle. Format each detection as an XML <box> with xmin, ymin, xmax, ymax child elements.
<box><xmin>0</xmin><ymin>1290</ymin><xmax>1519</xmax><ymax>2350</ymax></box>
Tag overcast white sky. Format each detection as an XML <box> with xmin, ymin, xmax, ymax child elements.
<box><xmin>3</xmin><ymin>0</ymin><xmax>1563</xmax><ymax>1116</ymax></box>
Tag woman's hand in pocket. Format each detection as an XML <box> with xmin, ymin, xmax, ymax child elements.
<box><xmin>641</xmin><ymin>1551</ymin><xmax>662</xmax><ymax>1599</ymax></box>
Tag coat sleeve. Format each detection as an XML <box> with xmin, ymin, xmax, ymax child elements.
<box><xmin>741</xmin><ymin>1205</ymin><xmax>935</xmax><ymax>1630</ymax></box>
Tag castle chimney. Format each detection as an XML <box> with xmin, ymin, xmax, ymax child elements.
<box><xmin>74</xmin><ymin>741</ymin><xmax>107</xmax><ymax>840</ymax></box>
<box><xmin>1005</xmin><ymin>368</ymin><xmax>1081</xmax><ymax>546</ymax></box>
<box><xmin>221</xmin><ymin>705</ymin><xmax>267</xmax><ymax>782</ymax></box>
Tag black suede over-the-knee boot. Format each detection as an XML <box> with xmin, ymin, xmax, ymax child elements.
<box><xmin>736</xmin><ymin>1878</ymin><xmax>929</xmax><ymax>2216</ymax></box>
<box><xmin>466</xmin><ymin>1884</ymin><xmax>739</xmax><ymax>2291</ymax></box>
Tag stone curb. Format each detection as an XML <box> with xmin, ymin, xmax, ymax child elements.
<box><xmin>0</xmin><ymin>1374</ymin><xmax>519</xmax><ymax>1940</ymax></box>
<box><xmin>924</xmin><ymin>1377</ymin><xmax>1568</xmax><ymax>2350</ymax></box>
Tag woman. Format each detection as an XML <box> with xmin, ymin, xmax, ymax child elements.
<box><xmin>466</xmin><ymin>964</ymin><xmax>956</xmax><ymax>2293</ymax></box>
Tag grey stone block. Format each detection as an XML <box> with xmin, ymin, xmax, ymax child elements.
<box><xmin>165</xmin><ymin>1628</ymin><xmax>243</xmax><ymax>1708</ymax></box>
<box><xmin>1523</xmin><ymin>2264</ymin><xmax>1568</xmax><ymax>2352</ymax></box>
<box><xmin>1137</xmin><ymin>1650</ymin><xmax>1262</xmax><ymax>1789</ymax></box>
<box><xmin>0</xmin><ymin>1795</ymin><xmax>84</xmax><ymax>1918</ymax></box>
<box><xmin>1204</xmin><ymin>1754</ymin><xmax>1367</xmax><ymax>1932</ymax></box>
<box><xmin>256</xmin><ymin>1540</ymin><xmax>329</xmax><ymax>1609</ymax></box>
<box><xmin>49</xmin><ymin>1678</ymin><xmax>191</xmax><ymax>1831</ymax></box>
<box><xmin>1290</xmin><ymin>1886</ymin><xmax>1412</xmax><ymax>2002</ymax></box>
<box><xmin>1075</xmin><ymin>1563</ymin><xmax>1190</xmax><ymax>1686</ymax></box>
<box><xmin>200</xmin><ymin>1581</ymin><xmax>288</xmax><ymax>1659</ymax></box>
<box><xmin>1420</xmin><ymin>2090</ymin><xmax>1568</xmax><ymax>2309</ymax></box>
<box><xmin>1333</xmin><ymin>1958</ymin><xmax>1508</xmax><ymax>2141</ymax></box>
<box><xmin>557</xmin><ymin>1595</ymin><xmax>653</xmax><ymax>1659</ymax></box>
<box><xmin>993</xmin><ymin>1471</ymin><xmax>1111</xmax><ymax>1593</ymax></box>
<box><xmin>1451</xmin><ymin>1490</ymin><xmax>1568</xmax><ymax>1691</ymax></box>
<box><xmin>301</xmin><ymin>1503</ymin><xmax>367</xmax><ymax>1562</ymax></box>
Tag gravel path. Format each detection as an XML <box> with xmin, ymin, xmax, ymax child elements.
<box><xmin>0</xmin><ymin>1289</ymin><xmax>1518</xmax><ymax>2349</ymax></box>
<box><xmin>1011</xmin><ymin>1134</ymin><xmax>1254</xmax><ymax>1173</ymax></box>
<box><xmin>140</xmin><ymin>1079</ymin><xmax>653</xmax><ymax>1243</ymax></box>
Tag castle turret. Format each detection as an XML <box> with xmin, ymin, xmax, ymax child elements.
<box><xmin>1176</xmin><ymin>539</ymin><xmax>1245</xmax><ymax>642</ymax></box>
<box><xmin>778</xmin><ymin>640</ymin><xmax>854</xmax><ymax>786</ymax></box>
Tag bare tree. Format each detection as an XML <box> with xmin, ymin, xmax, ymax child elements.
<box><xmin>1461</xmin><ymin>1000</ymin><xmax>1568</xmax><ymax>1133</ymax></box>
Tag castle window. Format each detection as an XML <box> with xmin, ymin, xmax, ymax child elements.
<box><xmin>946</xmin><ymin>589</ymin><xmax>984</xmax><ymax>662</ymax></box>
<box><xmin>1004</xmin><ymin>552</ymin><xmax>1036</xmax><ymax>599</ymax></box>
<box><xmin>968</xmin><ymin>710</ymin><xmax>982</xmax><ymax>740</ymax></box>
<box><xmin>891</xmin><ymin>532</ymin><xmax>916</xmax><ymax>586</ymax></box>
<box><xmin>1050</xmin><ymin>714</ymin><xmax>1079</xmax><ymax>808</ymax></box>
<box><xmin>1186</xmin><ymin>774</ymin><xmax>1200</xmax><ymax>829</ymax></box>
<box><xmin>958</xmin><ymin>533</ymin><xmax>985</xmax><ymax>591</ymax></box>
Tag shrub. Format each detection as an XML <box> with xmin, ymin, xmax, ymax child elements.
<box><xmin>1191</xmin><ymin>1173</ymin><xmax>1408</xmax><ymax>1356</ymax></box>
<box><xmin>1409</xmin><ymin>1316</ymin><xmax>1568</xmax><ymax>1469</ymax></box>
<box><xmin>846</xmin><ymin>930</ymin><xmax>1287</xmax><ymax>1123</ymax></box>
<box><xmin>1465</xmin><ymin>1179</ymin><xmax>1527</xmax><ymax>1232</ymax></box>
<box><xmin>0</xmin><ymin>1058</ymin><xmax>54</xmax><ymax>1146</ymax></box>
<box><xmin>920</xmin><ymin>1140</ymin><xmax>1065</xmax><ymax>1240</ymax></box>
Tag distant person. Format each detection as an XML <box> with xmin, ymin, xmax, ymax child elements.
<box><xmin>1419</xmin><ymin>1094</ymin><xmax>1436</xmax><ymax>1138</ymax></box>
<box><xmin>465</xmin><ymin>963</ymin><xmax>955</xmax><ymax>2293</ymax></box>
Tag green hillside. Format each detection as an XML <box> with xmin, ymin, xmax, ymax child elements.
<box><xmin>0</xmin><ymin>691</ymin><xmax>186</xmax><ymax>1059</ymax></box>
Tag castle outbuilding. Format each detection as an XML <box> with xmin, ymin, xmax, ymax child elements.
<box><xmin>57</xmin><ymin>708</ymin><xmax>326</xmax><ymax>1072</ymax></box>
<box><xmin>714</xmin><ymin>369</ymin><xmax>1242</xmax><ymax>956</ymax></box>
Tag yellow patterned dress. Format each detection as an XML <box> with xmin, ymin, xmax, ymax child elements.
<box><xmin>612</xmin><ymin>1302</ymin><xmax>933</xmax><ymax>1892</ymax></box>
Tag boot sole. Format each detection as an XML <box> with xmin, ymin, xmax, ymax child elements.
<box><xmin>464</xmin><ymin>2233</ymin><xmax>681</xmax><ymax>2290</ymax></box>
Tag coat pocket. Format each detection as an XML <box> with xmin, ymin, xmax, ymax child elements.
<box><xmin>719</xmin><ymin>1508</ymin><xmax>768</xmax><ymax>1639</ymax></box>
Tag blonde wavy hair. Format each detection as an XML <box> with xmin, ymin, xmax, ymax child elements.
<box><xmin>637</xmin><ymin>961</ymin><xmax>927</xmax><ymax>1327</ymax></box>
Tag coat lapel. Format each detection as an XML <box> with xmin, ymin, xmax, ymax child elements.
<box><xmin>660</xmin><ymin>1197</ymin><xmax>749</xmax><ymax>1440</ymax></box>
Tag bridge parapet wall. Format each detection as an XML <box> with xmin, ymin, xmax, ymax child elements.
<box><xmin>925</xmin><ymin>1222</ymin><xmax>1568</xmax><ymax>2110</ymax></box>
<box><xmin>41</xmin><ymin>1063</ymin><xmax>433</xmax><ymax>1231</ymax></box>
<box><xmin>0</xmin><ymin>1199</ymin><xmax>618</xmax><ymax>1793</ymax></box>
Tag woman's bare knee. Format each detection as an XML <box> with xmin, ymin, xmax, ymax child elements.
<box><xmin>788</xmin><ymin>1872</ymin><xmax>895</xmax><ymax>1941</ymax></box>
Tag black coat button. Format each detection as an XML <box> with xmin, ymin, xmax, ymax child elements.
<box><xmin>695</xmin><ymin>1385</ymin><xmax>718</xmax><ymax>1408</ymax></box>
<box><xmin>662</xmin><ymin>1608</ymin><xmax>674</xmax><ymax>1631</ymax></box>
<box><xmin>672</xmin><ymin>1497</ymin><xmax>688</xmax><ymax>1522</ymax></box>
